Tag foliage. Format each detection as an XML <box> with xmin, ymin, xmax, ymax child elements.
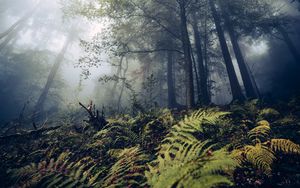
<box><xmin>102</xmin><ymin>147</ymin><xmax>149</xmax><ymax>187</ymax></box>
<box><xmin>231</xmin><ymin>120</ymin><xmax>300</xmax><ymax>175</ymax></box>
<box><xmin>258</xmin><ymin>108</ymin><xmax>280</xmax><ymax>121</ymax></box>
<box><xmin>9</xmin><ymin>152</ymin><xmax>102</xmax><ymax>188</ymax></box>
<box><xmin>145</xmin><ymin>109</ymin><xmax>237</xmax><ymax>188</ymax></box>
<box><xmin>1</xmin><ymin>99</ymin><xmax>300</xmax><ymax>187</ymax></box>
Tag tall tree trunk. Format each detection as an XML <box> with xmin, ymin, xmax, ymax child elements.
<box><xmin>179</xmin><ymin>0</ymin><xmax>195</xmax><ymax>108</ymax></box>
<box><xmin>167</xmin><ymin>50</ymin><xmax>177</xmax><ymax>108</ymax></box>
<box><xmin>277</xmin><ymin>25</ymin><xmax>300</xmax><ymax>64</ymax></box>
<box><xmin>209</xmin><ymin>0</ymin><xmax>244</xmax><ymax>102</ymax></box>
<box><xmin>0</xmin><ymin>1</ymin><xmax>40</xmax><ymax>40</ymax></box>
<box><xmin>32</xmin><ymin>34</ymin><xmax>72</xmax><ymax>122</ymax></box>
<box><xmin>191</xmin><ymin>46</ymin><xmax>200</xmax><ymax>103</ymax></box>
<box><xmin>221</xmin><ymin>4</ymin><xmax>259</xmax><ymax>99</ymax></box>
<box><xmin>0</xmin><ymin>26</ymin><xmax>19</xmax><ymax>52</ymax></box>
<box><xmin>117</xmin><ymin>57</ymin><xmax>129</xmax><ymax>112</ymax></box>
<box><xmin>203</xmin><ymin>3</ymin><xmax>210</xmax><ymax>102</ymax></box>
<box><xmin>192</xmin><ymin>13</ymin><xmax>209</xmax><ymax>105</ymax></box>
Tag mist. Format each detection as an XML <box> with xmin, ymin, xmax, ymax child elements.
<box><xmin>1</xmin><ymin>0</ymin><xmax>300</xmax><ymax>187</ymax></box>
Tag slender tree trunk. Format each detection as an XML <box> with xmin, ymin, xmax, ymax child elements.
<box><xmin>179</xmin><ymin>0</ymin><xmax>195</xmax><ymax>108</ymax></box>
<box><xmin>32</xmin><ymin>34</ymin><xmax>72</xmax><ymax>122</ymax></box>
<box><xmin>0</xmin><ymin>26</ymin><xmax>19</xmax><ymax>52</ymax></box>
<box><xmin>221</xmin><ymin>5</ymin><xmax>258</xmax><ymax>99</ymax></box>
<box><xmin>109</xmin><ymin>56</ymin><xmax>124</xmax><ymax>107</ymax></box>
<box><xmin>117</xmin><ymin>58</ymin><xmax>129</xmax><ymax>112</ymax></box>
<box><xmin>277</xmin><ymin>25</ymin><xmax>300</xmax><ymax>64</ymax></box>
<box><xmin>167</xmin><ymin>50</ymin><xmax>177</xmax><ymax>108</ymax></box>
<box><xmin>191</xmin><ymin>47</ymin><xmax>200</xmax><ymax>103</ymax></box>
<box><xmin>192</xmin><ymin>13</ymin><xmax>209</xmax><ymax>105</ymax></box>
<box><xmin>209</xmin><ymin>0</ymin><xmax>244</xmax><ymax>102</ymax></box>
<box><xmin>203</xmin><ymin>4</ymin><xmax>211</xmax><ymax>102</ymax></box>
<box><xmin>0</xmin><ymin>1</ymin><xmax>40</xmax><ymax>40</ymax></box>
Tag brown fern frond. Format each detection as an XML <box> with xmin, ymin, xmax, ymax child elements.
<box><xmin>244</xmin><ymin>143</ymin><xmax>275</xmax><ymax>175</ymax></box>
<box><xmin>248</xmin><ymin>120</ymin><xmax>270</xmax><ymax>143</ymax></box>
<box><xmin>267</xmin><ymin>139</ymin><xmax>300</xmax><ymax>154</ymax></box>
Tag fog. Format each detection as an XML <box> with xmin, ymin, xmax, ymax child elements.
<box><xmin>0</xmin><ymin>0</ymin><xmax>300</xmax><ymax>123</ymax></box>
<box><xmin>2</xmin><ymin>1</ymin><xmax>300</xmax><ymax>187</ymax></box>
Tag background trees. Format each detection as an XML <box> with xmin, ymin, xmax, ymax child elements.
<box><xmin>0</xmin><ymin>0</ymin><xmax>300</xmax><ymax>124</ymax></box>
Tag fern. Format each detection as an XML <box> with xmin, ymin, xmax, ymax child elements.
<box><xmin>232</xmin><ymin>120</ymin><xmax>300</xmax><ymax>175</ymax></box>
<box><xmin>146</xmin><ymin>141</ymin><xmax>237</xmax><ymax>188</ymax></box>
<box><xmin>146</xmin><ymin>109</ymin><xmax>237</xmax><ymax>188</ymax></box>
<box><xmin>92</xmin><ymin>121</ymin><xmax>140</xmax><ymax>149</ymax></box>
<box><xmin>102</xmin><ymin>147</ymin><xmax>149</xmax><ymax>188</ymax></box>
<box><xmin>159</xmin><ymin>109</ymin><xmax>229</xmax><ymax>157</ymax></box>
<box><xmin>244</xmin><ymin>144</ymin><xmax>275</xmax><ymax>174</ymax></box>
<box><xmin>248</xmin><ymin>120</ymin><xmax>271</xmax><ymax>143</ymax></box>
<box><xmin>258</xmin><ymin>108</ymin><xmax>280</xmax><ymax>121</ymax></box>
<box><xmin>267</xmin><ymin>139</ymin><xmax>300</xmax><ymax>154</ymax></box>
<box><xmin>172</xmin><ymin>108</ymin><xmax>229</xmax><ymax>134</ymax></box>
<box><xmin>9</xmin><ymin>152</ymin><xmax>102</xmax><ymax>188</ymax></box>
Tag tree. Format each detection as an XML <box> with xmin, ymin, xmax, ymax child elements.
<box><xmin>191</xmin><ymin>11</ymin><xmax>209</xmax><ymax>105</ymax></box>
<box><xmin>167</xmin><ymin>49</ymin><xmax>177</xmax><ymax>108</ymax></box>
<box><xmin>276</xmin><ymin>24</ymin><xmax>300</xmax><ymax>64</ymax></box>
<box><xmin>0</xmin><ymin>1</ymin><xmax>41</xmax><ymax>51</ymax></box>
<box><xmin>178</xmin><ymin>0</ymin><xmax>195</xmax><ymax>107</ymax></box>
<box><xmin>226</xmin><ymin>0</ymin><xmax>300</xmax><ymax>65</ymax></box>
<box><xmin>32</xmin><ymin>28</ymin><xmax>75</xmax><ymax>122</ymax></box>
<box><xmin>209</xmin><ymin>0</ymin><xmax>245</xmax><ymax>101</ymax></box>
<box><xmin>219</xmin><ymin>0</ymin><xmax>259</xmax><ymax>99</ymax></box>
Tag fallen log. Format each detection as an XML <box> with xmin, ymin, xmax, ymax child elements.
<box><xmin>0</xmin><ymin>126</ymin><xmax>61</xmax><ymax>144</ymax></box>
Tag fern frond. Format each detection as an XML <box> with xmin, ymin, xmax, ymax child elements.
<box><xmin>102</xmin><ymin>147</ymin><xmax>149</xmax><ymax>188</ymax></box>
<box><xmin>267</xmin><ymin>139</ymin><xmax>300</xmax><ymax>154</ymax></box>
<box><xmin>92</xmin><ymin>122</ymin><xmax>140</xmax><ymax>149</ymax></box>
<box><xmin>183</xmin><ymin>174</ymin><xmax>234</xmax><ymax>188</ymax></box>
<box><xmin>146</xmin><ymin>109</ymin><xmax>236</xmax><ymax>188</ymax></box>
<box><xmin>10</xmin><ymin>152</ymin><xmax>102</xmax><ymax>188</ymax></box>
<box><xmin>244</xmin><ymin>143</ymin><xmax>275</xmax><ymax>174</ymax></box>
<box><xmin>248</xmin><ymin>120</ymin><xmax>270</xmax><ymax>143</ymax></box>
<box><xmin>172</xmin><ymin>108</ymin><xmax>229</xmax><ymax>135</ymax></box>
<box><xmin>231</xmin><ymin>149</ymin><xmax>246</xmax><ymax>165</ymax></box>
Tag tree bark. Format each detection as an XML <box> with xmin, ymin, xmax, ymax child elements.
<box><xmin>277</xmin><ymin>25</ymin><xmax>300</xmax><ymax>64</ymax></box>
<box><xmin>209</xmin><ymin>0</ymin><xmax>244</xmax><ymax>102</ymax></box>
<box><xmin>192</xmin><ymin>13</ymin><xmax>209</xmax><ymax>105</ymax></box>
<box><xmin>167</xmin><ymin>50</ymin><xmax>177</xmax><ymax>108</ymax></box>
<box><xmin>179</xmin><ymin>0</ymin><xmax>195</xmax><ymax>108</ymax></box>
<box><xmin>221</xmin><ymin>4</ymin><xmax>259</xmax><ymax>99</ymax></box>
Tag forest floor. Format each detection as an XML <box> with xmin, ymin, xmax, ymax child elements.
<box><xmin>0</xmin><ymin>97</ymin><xmax>300</xmax><ymax>188</ymax></box>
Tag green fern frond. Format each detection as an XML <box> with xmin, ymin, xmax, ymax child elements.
<box><xmin>267</xmin><ymin>139</ymin><xmax>300</xmax><ymax>154</ymax></box>
<box><xmin>146</xmin><ymin>109</ymin><xmax>236</xmax><ymax>188</ymax></box>
<box><xmin>92</xmin><ymin>122</ymin><xmax>140</xmax><ymax>149</ymax></box>
<box><xmin>172</xmin><ymin>108</ymin><xmax>229</xmax><ymax>135</ymax></box>
<box><xmin>10</xmin><ymin>152</ymin><xmax>102</xmax><ymax>188</ymax></box>
<box><xmin>146</xmin><ymin>142</ymin><xmax>237</xmax><ymax>188</ymax></box>
<box><xmin>102</xmin><ymin>147</ymin><xmax>149</xmax><ymax>188</ymax></box>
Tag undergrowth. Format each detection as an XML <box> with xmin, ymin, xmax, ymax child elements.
<box><xmin>1</xmin><ymin>98</ymin><xmax>300</xmax><ymax>187</ymax></box>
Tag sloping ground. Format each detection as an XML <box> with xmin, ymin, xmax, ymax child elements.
<box><xmin>1</xmin><ymin>98</ymin><xmax>300</xmax><ymax>187</ymax></box>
